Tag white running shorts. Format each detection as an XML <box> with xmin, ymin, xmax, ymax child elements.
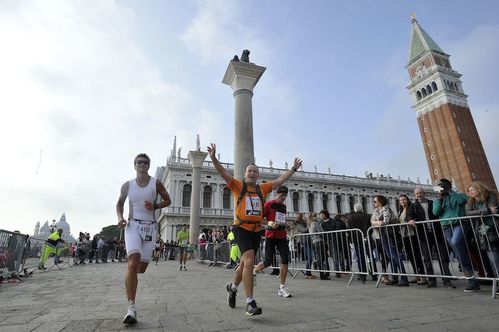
<box><xmin>125</xmin><ymin>219</ymin><xmax>157</xmax><ymax>262</ymax></box>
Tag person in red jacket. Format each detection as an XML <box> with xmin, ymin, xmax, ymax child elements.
<box><xmin>253</xmin><ymin>186</ymin><xmax>292</xmax><ymax>298</ymax></box>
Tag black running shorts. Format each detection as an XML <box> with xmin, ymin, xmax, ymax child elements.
<box><xmin>234</xmin><ymin>226</ymin><xmax>261</xmax><ymax>255</ymax></box>
<box><xmin>263</xmin><ymin>237</ymin><xmax>290</xmax><ymax>267</ymax></box>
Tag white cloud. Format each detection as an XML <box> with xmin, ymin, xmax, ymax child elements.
<box><xmin>0</xmin><ymin>0</ymin><xmax>210</xmax><ymax>235</ymax></box>
<box><xmin>181</xmin><ymin>0</ymin><xmax>269</xmax><ymax>64</ymax></box>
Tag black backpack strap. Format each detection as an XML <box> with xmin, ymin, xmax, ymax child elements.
<box><xmin>237</xmin><ymin>181</ymin><xmax>248</xmax><ymax>207</ymax></box>
<box><xmin>255</xmin><ymin>184</ymin><xmax>264</xmax><ymax>206</ymax></box>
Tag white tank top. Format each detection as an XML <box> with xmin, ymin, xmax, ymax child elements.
<box><xmin>128</xmin><ymin>176</ymin><xmax>157</xmax><ymax>222</ymax></box>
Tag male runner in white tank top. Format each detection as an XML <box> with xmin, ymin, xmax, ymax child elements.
<box><xmin>116</xmin><ymin>153</ymin><xmax>171</xmax><ymax>324</ymax></box>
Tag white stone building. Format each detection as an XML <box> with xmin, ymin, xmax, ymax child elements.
<box><xmin>33</xmin><ymin>213</ymin><xmax>75</xmax><ymax>242</ymax></box>
<box><xmin>154</xmin><ymin>149</ymin><xmax>436</xmax><ymax>242</ymax></box>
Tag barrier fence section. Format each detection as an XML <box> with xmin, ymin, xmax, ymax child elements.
<box><xmin>25</xmin><ymin>236</ymin><xmax>72</xmax><ymax>273</ymax></box>
<box><xmin>291</xmin><ymin>229</ymin><xmax>368</xmax><ymax>284</ymax></box>
<box><xmin>366</xmin><ymin>214</ymin><xmax>499</xmax><ymax>298</ymax></box>
<box><xmin>0</xmin><ymin>229</ymin><xmax>29</xmax><ymax>280</ymax></box>
<box><xmin>193</xmin><ymin>242</ymin><xmax>232</xmax><ymax>267</ymax></box>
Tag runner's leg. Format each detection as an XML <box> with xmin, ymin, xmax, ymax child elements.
<box><xmin>125</xmin><ymin>253</ymin><xmax>141</xmax><ymax>302</ymax></box>
<box><xmin>241</xmin><ymin>249</ymin><xmax>255</xmax><ymax>297</ymax></box>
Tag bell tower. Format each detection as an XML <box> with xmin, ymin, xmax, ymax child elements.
<box><xmin>406</xmin><ymin>15</ymin><xmax>497</xmax><ymax>192</ymax></box>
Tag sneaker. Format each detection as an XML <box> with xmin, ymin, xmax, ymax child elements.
<box><xmin>245</xmin><ymin>300</ymin><xmax>262</xmax><ymax>316</ymax></box>
<box><xmin>278</xmin><ymin>286</ymin><xmax>291</xmax><ymax>298</ymax></box>
<box><xmin>183</xmin><ymin>266</ymin><xmax>187</xmax><ymax>271</ymax></box>
<box><xmin>179</xmin><ymin>265</ymin><xmax>182</xmax><ymax>271</ymax></box>
<box><xmin>123</xmin><ymin>304</ymin><xmax>137</xmax><ymax>324</ymax></box>
<box><xmin>305</xmin><ymin>274</ymin><xmax>318</xmax><ymax>279</ymax></box>
<box><xmin>226</xmin><ymin>283</ymin><xmax>237</xmax><ymax>308</ymax></box>
<box><xmin>443</xmin><ymin>280</ymin><xmax>456</xmax><ymax>289</ymax></box>
<box><xmin>464</xmin><ymin>285</ymin><xmax>480</xmax><ymax>293</ymax></box>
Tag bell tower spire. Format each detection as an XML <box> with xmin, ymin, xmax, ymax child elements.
<box><xmin>406</xmin><ymin>17</ymin><xmax>496</xmax><ymax>192</ymax></box>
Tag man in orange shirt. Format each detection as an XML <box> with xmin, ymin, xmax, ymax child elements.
<box><xmin>207</xmin><ymin>143</ymin><xmax>302</xmax><ymax>316</ymax></box>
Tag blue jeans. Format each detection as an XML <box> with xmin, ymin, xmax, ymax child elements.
<box><xmin>302</xmin><ymin>241</ymin><xmax>313</xmax><ymax>274</ymax></box>
<box><xmin>443</xmin><ymin>224</ymin><xmax>479</xmax><ymax>287</ymax></box>
<box><xmin>381</xmin><ymin>233</ymin><xmax>408</xmax><ymax>282</ymax></box>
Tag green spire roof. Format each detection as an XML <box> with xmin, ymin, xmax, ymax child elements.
<box><xmin>408</xmin><ymin>18</ymin><xmax>445</xmax><ymax>65</ymax></box>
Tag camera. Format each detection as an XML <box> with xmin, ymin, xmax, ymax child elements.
<box><xmin>433</xmin><ymin>185</ymin><xmax>444</xmax><ymax>192</ymax></box>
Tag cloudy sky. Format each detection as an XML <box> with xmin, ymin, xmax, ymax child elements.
<box><xmin>1</xmin><ymin>0</ymin><xmax>498</xmax><ymax>237</ymax></box>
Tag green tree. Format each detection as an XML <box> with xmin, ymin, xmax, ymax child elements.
<box><xmin>100</xmin><ymin>224</ymin><xmax>120</xmax><ymax>240</ymax></box>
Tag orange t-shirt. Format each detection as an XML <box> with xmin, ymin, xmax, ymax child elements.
<box><xmin>227</xmin><ymin>178</ymin><xmax>273</xmax><ymax>232</ymax></box>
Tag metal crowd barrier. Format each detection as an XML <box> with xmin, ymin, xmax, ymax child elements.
<box><xmin>366</xmin><ymin>214</ymin><xmax>499</xmax><ymax>298</ymax></box>
<box><xmin>193</xmin><ymin>214</ymin><xmax>499</xmax><ymax>299</ymax></box>
<box><xmin>0</xmin><ymin>229</ymin><xmax>29</xmax><ymax>280</ymax></box>
<box><xmin>24</xmin><ymin>236</ymin><xmax>71</xmax><ymax>272</ymax></box>
<box><xmin>193</xmin><ymin>241</ymin><xmax>239</xmax><ymax>269</ymax></box>
<box><xmin>291</xmin><ymin>229</ymin><xmax>368</xmax><ymax>284</ymax></box>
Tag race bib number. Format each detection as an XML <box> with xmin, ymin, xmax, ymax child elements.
<box><xmin>182</xmin><ymin>239</ymin><xmax>188</xmax><ymax>246</ymax></box>
<box><xmin>138</xmin><ymin>222</ymin><xmax>153</xmax><ymax>242</ymax></box>
<box><xmin>245</xmin><ymin>196</ymin><xmax>261</xmax><ymax>216</ymax></box>
<box><xmin>275</xmin><ymin>211</ymin><xmax>286</xmax><ymax>225</ymax></box>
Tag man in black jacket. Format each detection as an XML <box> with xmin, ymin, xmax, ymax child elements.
<box><xmin>407</xmin><ymin>187</ymin><xmax>455</xmax><ymax>288</ymax></box>
<box><xmin>323</xmin><ymin>211</ymin><xmax>349</xmax><ymax>277</ymax></box>
<box><xmin>319</xmin><ymin>210</ymin><xmax>335</xmax><ymax>279</ymax></box>
<box><xmin>347</xmin><ymin>204</ymin><xmax>371</xmax><ymax>281</ymax></box>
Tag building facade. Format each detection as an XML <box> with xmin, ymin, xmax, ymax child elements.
<box><xmin>155</xmin><ymin>154</ymin><xmax>435</xmax><ymax>241</ymax></box>
<box><xmin>406</xmin><ymin>17</ymin><xmax>497</xmax><ymax>192</ymax></box>
<box><xmin>33</xmin><ymin>213</ymin><xmax>74</xmax><ymax>243</ymax></box>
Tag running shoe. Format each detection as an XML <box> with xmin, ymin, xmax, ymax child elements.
<box><xmin>278</xmin><ymin>286</ymin><xmax>291</xmax><ymax>298</ymax></box>
<box><xmin>123</xmin><ymin>303</ymin><xmax>137</xmax><ymax>324</ymax></box>
<box><xmin>226</xmin><ymin>283</ymin><xmax>237</xmax><ymax>308</ymax></box>
<box><xmin>463</xmin><ymin>285</ymin><xmax>480</xmax><ymax>293</ymax></box>
<box><xmin>245</xmin><ymin>300</ymin><xmax>262</xmax><ymax>316</ymax></box>
<box><xmin>183</xmin><ymin>266</ymin><xmax>187</xmax><ymax>271</ymax></box>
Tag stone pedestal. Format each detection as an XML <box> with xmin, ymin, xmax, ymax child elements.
<box><xmin>222</xmin><ymin>58</ymin><xmax>266</xmax><ymax>180</ymax></box>
<box><xmin>188</xmin><ymin>150</ymin><xmax>207</xmax><ymax>244</ymax></box>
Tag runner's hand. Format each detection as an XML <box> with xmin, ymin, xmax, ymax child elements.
<box><xmin>292</xmin><ymin>158</ymin><xmax>303</xmax><ymax>170</ymax></box>
<box><xmin>144</xmin><ymin>200</ymin><xmax>154</xmax><ymax>211</ymax></box>
<box><xmin>118</xmin><ymin>219</ymin><xmax>127</xmax><ymax>228</ymax></box>
<box><xmin>207</xmin><ymin>143</ymin><xmax>217</xmax><ymax>159</ymax></box>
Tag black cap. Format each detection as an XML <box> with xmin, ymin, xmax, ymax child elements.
<box><xmin>276</xmin><ymin>186</ymin><xmax>289</xmax><ymax>194</ymax></box>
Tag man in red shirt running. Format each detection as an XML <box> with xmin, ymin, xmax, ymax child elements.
<box><xmin>253</xmin><ymin>185</ymin><xmax>292</xmax><ymax>298</ymax></box>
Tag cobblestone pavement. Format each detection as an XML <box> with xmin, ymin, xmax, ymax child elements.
<box><xmin>0</xmin><ymin>260</ymin><xmax>498</xmax><ymax>331</ymax></box>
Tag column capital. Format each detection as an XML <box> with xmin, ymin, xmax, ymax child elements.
<box><xmin>222</xmin><ymin>60</ymin><xmax>266</xmax><ymax>93</ymax></box>
<box><xmin>187</xmin><ymin>150</ymin><xmax>207</xmax><ymax>168</ymax></box>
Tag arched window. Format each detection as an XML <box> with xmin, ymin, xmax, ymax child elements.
<box><xmin>454</xmin><ymin>82</ymin><xmax>459</xmax><ymax>92</ymax></box>
<box><xmin>292</xmin><ymin>192</ymin><xmax>299</xmax><ymax>212</ymax></box>
<box><xmin>182</xmin><ymin>184</ymin><xmax>192</xmax><ymax>207</ymax></box>
<box><xmin>432</xmin><ymin>81</ymin><xmax>437</xmax><ymax>91</ymax></box>
<box><xmin>416</xmin><ymin>91</ymin><xmax>422</xmax><ymax>101</ymax></box>
<box><xmin>361</xmin><ymin>196</ymin><xmax>367</xmax><ymax>213</ymax></box>
<box><xmin>307</xmin><ymin>193</ymin><xmax>314</xmax><ymax>212</ymax></box>
<box><xmin>348</xmin><ymin>196</ymin><xmax>355</xmax><ymax>212</ymax></box>
<box><xmin>426</xmin><ymin>84</ymin><xmax>432</xmax><ymax>94</ymax></box>
<box><xmin>223</xmin><ymin>187</ymin><xmax>231</xmax><ymax>209</ymax></box>
<box><xmin>336</xmin><ymin>195</ymin><xmax>342</xmax><ymax>214</ymax></box>
<box><xmin>322</xmin><ymin>194</ymin><xmax>328</xmax><ymax>211</ymax></box>
<box><xmin>421</xmin><ymin>88</ymin><xmax>427</xmax><ymax>97</ymax></box>
<box><xmin>203</xmin><ymin>186</ymin><xmax>212</xmax><ymax>208</ymax></box>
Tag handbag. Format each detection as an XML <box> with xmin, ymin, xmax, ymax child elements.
<box><xmin>477</xmin><ymin>219</ymin><xmax>499</xmax><ymax>250</ymax></box>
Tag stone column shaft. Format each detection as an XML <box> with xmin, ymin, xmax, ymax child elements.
<box><xmin>222</xmin><ymin>59</ymin><xmax>266</xmax><ymax>180</ymax></box>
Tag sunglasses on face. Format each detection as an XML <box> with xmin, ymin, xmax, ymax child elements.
<box><xmin>136</xmin><ymin>160</ymin><xmax>149</xmax><ymax>165</ymax></box>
